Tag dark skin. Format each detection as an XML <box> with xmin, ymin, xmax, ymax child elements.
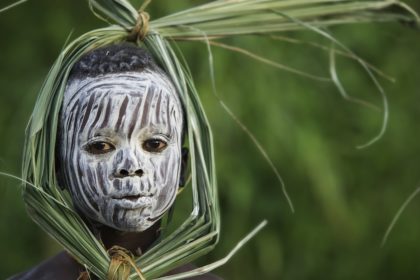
<box><xmin>9</xmin><ymin>149</ymin><xmax>221</xmax><ymax>280</ymax></box>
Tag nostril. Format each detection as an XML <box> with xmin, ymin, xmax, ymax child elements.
<box><xmin>115</xmin><ymin>168</ymin><xmax>143</xmax><ymax>178</ymax></box>
<box><xmin>118</xmin><ymin>169</ymin><xmax>129</xmax><ymax>176</ymax></box>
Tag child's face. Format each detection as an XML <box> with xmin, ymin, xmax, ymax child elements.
<box><xmin>59</xmin><ymin>71</ymin><xmax>183</xmax><ymax>232</ymax></box>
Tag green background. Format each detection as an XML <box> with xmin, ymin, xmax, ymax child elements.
<box><xmin>1</xmin><ymin>0</ymin><xmax>420</xmax><ymax>279</ymax></box>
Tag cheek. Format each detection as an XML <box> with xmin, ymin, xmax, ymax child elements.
<box><xmin>91</xmin><ymin>160</ymin><xmax>112</xmax><ymax>195</ymax></box>
<box><xmin>72</xmin><ymin>150</ymin><xmax>111</xmax><ymax>197</ymax></box>
<box><xmin>150</xmin><ymin>148</ymin><xmax>181</xmax><ymax>211</ymax></box>
<box><xmin>152</xmin><ymin>149</ymin><xmax>179</xmax><ymax>186</ymax></box>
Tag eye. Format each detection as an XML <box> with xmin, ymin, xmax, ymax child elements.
<box><xmin>142</xmin><ymin>139</ymin><xmax>168</xmax><ymax>153</ymax></box>
<box><xmin>85</xmin><ymin>141</ymin><xmax>115</xmax><ymax>155</ymax></box>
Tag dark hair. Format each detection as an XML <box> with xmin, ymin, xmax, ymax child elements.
<box><xmin>69</xmin><ymin>43</ymin><xmax>161</xmax><ymax>80</ymax></box>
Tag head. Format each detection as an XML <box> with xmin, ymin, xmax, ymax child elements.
<box><xmin>57</xmin><ymin>43</ymin><xmax>186</xmax><ymax>232</ymax></box>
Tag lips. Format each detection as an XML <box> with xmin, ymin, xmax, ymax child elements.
<box><xmin>111</xmin><ymin>193</ymin><xmax>153</xmax><ymax>209</ymax></box>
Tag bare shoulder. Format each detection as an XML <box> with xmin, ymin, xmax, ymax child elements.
<box><xmin>7</xmin><ymin>251</ymin><xmax>83</xmax><ymax>280</ymax></box>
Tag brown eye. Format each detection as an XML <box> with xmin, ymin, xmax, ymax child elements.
<box><xmin>143</xmin><ymin>139</ymin><xmax>167</xmax><ymax>153</ymax></box>
<box><xmin>85</xmin><ymin>141</ymin><xmax>115</xmax><ymax>154</ymax></box>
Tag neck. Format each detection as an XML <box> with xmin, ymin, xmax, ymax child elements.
<box><xmin>96</xmin><ymin>221</ymin><xmax>161</xmax><ymax>256</ymax></box>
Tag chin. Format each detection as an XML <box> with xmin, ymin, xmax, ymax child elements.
<box><xmin>106</xmin><ymin>208</ymin><xmax>156</xmax><ymax>232</ymax></box>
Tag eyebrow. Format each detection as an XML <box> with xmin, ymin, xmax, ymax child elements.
<box><xmin>140</xmin><ymin>125</ymin><xmax>172</xmax><ymax>138</ymax></box>
<box><xmin>93</xmin><ymin>129</ymin><xmax>117</xmax><ymax>138</ymax></box>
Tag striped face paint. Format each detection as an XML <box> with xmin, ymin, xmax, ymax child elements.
<box><xmin>58</xmin><ymin>71</ymin><xmax>183</xmax><ymax>232</ymax></box>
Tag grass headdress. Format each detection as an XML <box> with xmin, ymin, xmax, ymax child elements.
<box><xmin>20</xmin><ymin>0</ymin><xmax>418</xmax><ymax>279</ymax></box>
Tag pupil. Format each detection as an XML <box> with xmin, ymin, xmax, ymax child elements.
<box><xmin>95</xmin><ymin>143</ymin><xmax>105</xmax><ymax>150</ymax></box>
<box><xmin>149</xmin><ymin>141</ymin><xmax>160</xmax><ymax>148</ymax></box>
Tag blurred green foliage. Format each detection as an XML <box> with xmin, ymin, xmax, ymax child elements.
<box><xmin>1</xmin><ymin>0</ymin><xmax>420</xmax><ymax>279</ymax></box>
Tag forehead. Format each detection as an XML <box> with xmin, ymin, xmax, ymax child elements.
<box><xmin>62</xmin><ymin>72</ymin><xmax>183</xmax><ymax>133</ymax></box>
<box><xmin>64</xmin><ymin>71</ymin><xmax>178</xmax><ymax>105</ymax></box>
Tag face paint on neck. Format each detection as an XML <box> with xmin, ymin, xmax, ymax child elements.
<box><xmin>59</xmin><ymin>71</ymin><xmax>183</xmax><ymax>232</ymax></box>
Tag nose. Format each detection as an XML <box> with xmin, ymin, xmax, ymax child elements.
<box><xmin>113</xmin><ymin>149</ymin><xmax>144</xmax><ymax>178</ymax></box>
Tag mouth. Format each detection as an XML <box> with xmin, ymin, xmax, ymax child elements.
<box><xmin>123</xmin><ymin>194</ymin><xmax>142</xmax><ymax>201</ymax></box>
<box><xmin>111</xmin><ymin>194</ymin><xmax>153</xmax><ymax>209</ymax></box>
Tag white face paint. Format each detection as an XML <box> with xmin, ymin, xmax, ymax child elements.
<box><xmin>59</xmin><ymin>71</ymin><xmax>183</xmax><ymax>232</ymax></box>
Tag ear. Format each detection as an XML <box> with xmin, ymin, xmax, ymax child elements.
<box><xmin>179</xmin><ymin>147</ymin><xmax>189</xmax><ymax>187</ymax></box>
